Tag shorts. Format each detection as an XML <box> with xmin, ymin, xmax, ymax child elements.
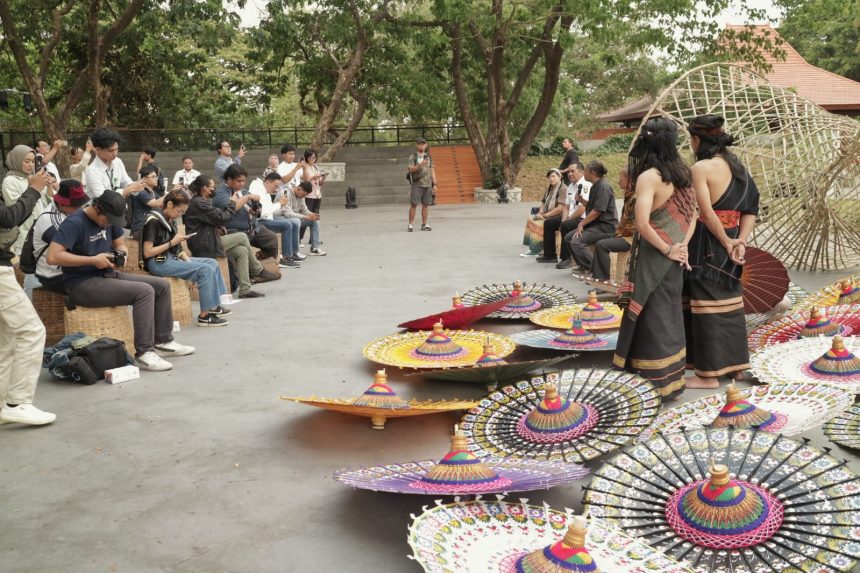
<box><xmin>410</xmin><ymin>186</ymin><xmax>433</xmax><ymax>207</ymax></box>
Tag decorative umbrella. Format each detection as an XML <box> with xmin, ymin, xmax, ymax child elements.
<box><xmin>583</xmin><ymin>427</ymin><xmax>860</xmax><ymax>573</ymax></box>
<box><xmin>460</xmin><ymin>281</ymin><xmax>577</xmax><ymax>319</ymax></box>
<box><xmin>408</xmin><ymin>499</ymin><xmax>695</xmax><ymax>573</ymax></box>
<box><xmin>745</xmin><ymin>281</ymin><xmax>808</xmax><ymax>332</ymax></box>
<box><xmin>637</xmin><ymin>382</ymin><xmax>853</xmax><ymax>442</ymax></box>
<box><xmin>397</xmin><ymin>293</ymin><xmax>514</xmax><ymax>330</ymax></box>
<box><xmin>363</xmin><ymin>321</ymin><xmax>515</xmax><ymax>369</ymax></box>
<box><xmin>739</xmin><ymin>247</ymin><xmax>790</xmax><ymax>313</ymax></box>
<box><xmin>748</xmin><ymin>304</ymin><xmax>860</xmax><ymax>351</ymax></box>
<box><xmin>824</xmin><ymin>405</ymin><xmax>860</xmax><ymax>451</ymax></box>
<box><xmin>405</xmin><ymin>352</ymin><xmax>577</xmax><ymax>392</ymax></box>
<box><xmin>750</xmin><ymin>335</ymin><xmax>860</xmax><ymax>393</ymax></box>
<box><xmin>531</xmin><ymin>292</ymin><xmax>623</xmax><ymax>331</ymax></box>
<box><xmin>460</xmin><ymin>368</ymin><xmax>661</xmax><ymax>464</ymax></box>
<box><xmin>796</xmin><ymin>274</ymin><xmax>860</xmax><ymax>311</ymax></box>
<box><xmin>333</xmin><ymin>426</ymin><xmax>588</xmax><ymax>495</ymax></box>
<box><xmin>510</xmin><ymin>321</ymin><xmax>619</xmax><ymax>352</ymax></box>
<box><xmin>280</xmin><ymin>369</ymin><xmax>478</xmax><ymax>430</ymax></box>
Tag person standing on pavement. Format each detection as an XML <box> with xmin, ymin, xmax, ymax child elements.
<box><xmin>406</xmin><ymin>137</ymin><xmax>437</xmax><ymax>232</ymax></box>
<box><xmin>558</xmin><ymin>137</ymin><xmax>580</xmax><ymax>188</ymax></box>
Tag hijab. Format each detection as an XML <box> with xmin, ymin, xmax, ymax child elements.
<box><xmin>5</xmin><ymin>145</ymin><xmax>35</xmax><ymax>178</ymax></box>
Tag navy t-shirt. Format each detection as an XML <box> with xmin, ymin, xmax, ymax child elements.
<box><xmin>53</xmin><ymin>209</ymin><xmax>124</xmax><ymax>290</ymax></box>
<box><xmin>131</xmin><ymin>187</ymin><xmax>159</xmax><ymax>233</ymax></box>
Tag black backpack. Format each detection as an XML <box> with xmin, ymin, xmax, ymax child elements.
<box><xmin>345</xmin><ymin>187</ymin><xmax>358</xmax><ymax>209</ymax></box>
<box><xmin>19</xmin><ymin>212</ymin><xmax>52</xmax><ymax>274</ymax></box>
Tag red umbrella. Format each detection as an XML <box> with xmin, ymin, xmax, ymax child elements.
<box><xmin>397</xmin><ymin>296</ymin><xmax>514</xmax><ymax>330</ymax></box>
<box><xmin>741</xmin><ymin>247</ymin><xmax>790</xmax><ymax>313</ymax></box>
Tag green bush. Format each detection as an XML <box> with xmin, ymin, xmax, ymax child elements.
<box><xmin>593</xmin><ymin>133</ymin><xmax>635</xmax><ymax>155</ymax></box>
<box><xmin>527</xmin><ymin>136</ymin><xmax>582</xmax><ymax>157</ymax></box>
<box><xmin>483</xmin><ymin>161</ymin><xmax>505</xmax><ymax>188</ymax></box>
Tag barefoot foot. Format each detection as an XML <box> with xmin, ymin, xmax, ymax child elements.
<box><xmin>685</xmin><ymin>375</ymin><xmax>720</xmax><ymax>389</ymax></box>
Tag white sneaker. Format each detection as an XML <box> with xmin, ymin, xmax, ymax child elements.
<box><xmin>293</xmin><ymin>252</ymin><xmax>307</xmax><ymax>261</ymax></box>
<box><xmin>154</xmin><ymin>340</ymin><xmax>195</xmax><ymax>357</ymax></box>
<box><xmin>0</xmin><ymin>403</ymin><xmax>57</xmax><ymax>426</ymax></box>
<box><xmin>310</xmin><ymin>248</ymin><xmax>326</xmax><ymax>256</ymax></box>
<box><xmin>136</xmin><ymin>351</ymin><xmax>173</xmax><ymax>371</ymax></box>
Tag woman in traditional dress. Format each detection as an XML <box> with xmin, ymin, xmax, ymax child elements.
<box><xmin>684</xmin><ymin>115</ymin><xmax>759</xmax><ymax>389</ymax></box>
<box><xmin>522</xmin><ymin>168</ymin><xmax>565</xmax><ymax>257</ymax></box>
<box><xmin>613</xmin><ymin>118</ymin><xmax>698</xmax><ymax>400</ymax></box>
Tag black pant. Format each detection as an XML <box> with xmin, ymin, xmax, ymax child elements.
<box><xmin>300</xmin><ymin>198</ymin><xmax>321</xmax><ymax>240</ymax></box>
<box><xmin>592</xmin><ymin>237</ymin><xmax>631</xmax><ymax>280</ymax></box>
<box><xmin>250</xmin><ymin>225</ymin><xmax>279</xmax><ymax>260</ymax></box>
<box><xmin>557</xmin><ymin>219</ymin><xmax>580</xmax><ymax>261</ymax></box>
<box><xmin>541</xmin><ymin>216</ymin><xmax>563</xmax><ymax>259</ymax></box>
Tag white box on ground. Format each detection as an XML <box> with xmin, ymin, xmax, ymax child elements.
<box><xmin>105</xmin><ymin>365</ymin><xmax>140</xmax><ymax>384</ymax></box>
<box><xmin>173</xmin><ymin>320</ymin><xmax>181</xmax><ymax>333</ymax></box>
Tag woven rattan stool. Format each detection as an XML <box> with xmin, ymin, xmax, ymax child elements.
<box><xmin>123</xmin><ymin>269</ymin><xmax>194</xmax><ymax>326</ymax></box>
<box><xmin>32</xmin><ymin>288</ymin><xmax>66</xmax><ymax>346</ymax></box>
<box><xmin>64</xmin><ymin>305</ymin><xmax>135</xmax><ymax>353</ymax></box>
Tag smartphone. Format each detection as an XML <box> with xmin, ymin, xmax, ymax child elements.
<box><xmin>34</xmin><ymin>155</ymin><xmax>43</xmax><ymax>172</ymax></box>
<box><xmin>185</xmin><ymin>232</ymin><xmax>198</xmax><ymax>238</ymax></box>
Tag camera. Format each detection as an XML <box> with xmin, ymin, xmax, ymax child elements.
<box><xmin>109</xmin><ymin>250</ymin><xmax>127</xmax><ymax>268</ymax></box>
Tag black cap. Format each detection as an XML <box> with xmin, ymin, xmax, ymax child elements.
<box><xmin>416</xmin><ymin>137</ymin><xmax>426</xmax><ymax>144</ymax></box>
<box><xmin>93</xmin><ymin>189</ymin><xmax>127</xmax><ymax>228</ymax></box>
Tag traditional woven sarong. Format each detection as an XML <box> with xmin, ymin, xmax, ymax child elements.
<box><xmin>614</xmin><ymin>185</ymin><xmax>697</xmax><ymax>400</ymax></box>
<box><xmin>685</xmin><ymin>171</ymin><xmax>759</xmax><ymax>378</ymax></box>
<box><xmin>522</xmin><ymin>217</ymin><xmax>544</xmax><ymax>254</ymax></box>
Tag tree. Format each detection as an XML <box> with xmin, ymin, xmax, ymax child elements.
<box><xmin>778</xmin><ymin>0</ymin><xmax>860</xmax><ymax>82</ymax></box>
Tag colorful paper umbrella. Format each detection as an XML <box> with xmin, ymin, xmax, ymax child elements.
<box><xmin>796</xmin><ymin>273</ymin><xmax>860</xmax><ymax>311</ymax></box>
<box><xmin>460</xmin><ymin>281</ymin><xmax>577</xmax><ymax>319</ymax></box>
<box><xmin>748</xmin><ymin>304</ymin><xmax>860</xmax><ymax>351</ymax></box>
<box><xmin>510</xmin><ymin>323</ymin><xmax>619</xmax><ymax>352</ymax></box>
<box><xmin>583</xmin><ymin>427</ymin><xmax>860</xmax><ymax>573</ymax></box>
<box><xmin>637</xmin><ymin>382</ymin><xmax>854</xmax><ymax>442</ymax></box>
<box><xmin>408</xmin><ymin>499</ymin><xmax>695</xmax><ymax>573</ymax></box>
<box><xmin>280</xmin><ymin>369</ymin><xmax>478</xmax><ymax>429</ymax></box>
<box><xmin>750</xmin><ymin>335</ymin><xmax>860</xmax><ymax>393</ymax></box>
<box><xmin>530</xmin><ymin>293</ymin><xmax>623</xmax><ymax>331</ymax></box>
<box><xmin>824</xmin><ymin>405</ymin><xmax>860</xmax><ymax>451</ymax></box>
<box><xmin>397</xmin><ymin>293</ymin><xmax>514</xmax><ymax>330</ymax></box>
<box><xmin>740</xmin><ymin>247</ymin><xmax>790</xmax><ymax>313</ymax></box>
<box><xmin>405</xmin><ymin>353</ymin><xmax>577</xmax><ymax>391</ymax></box>
<box><xmin>363</xmin><ymin>322</ymin><xmax>515</xmax><ymax>369</ymax></box>
<box><xmin>333</xmin><ymin>426</ymin><xmax>588</xmax><ymax>495</ymax></box>
<box><xmin>460</xmin><ymin>368</ymin><xmax>661</xmax><ymax>464</ymax></box>
<box><xmin>745</xmin><ymin>281</ymin><xmax>808</xmax><ymax>332</ymax></box>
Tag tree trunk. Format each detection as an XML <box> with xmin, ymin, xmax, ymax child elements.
<box><xmin>319</xmin><ymin>92</ymin><xmax>368</xmax><ymax>161</ymax></box>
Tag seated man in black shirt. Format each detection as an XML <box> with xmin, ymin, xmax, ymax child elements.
<box><xmin>564</xmin><ymin>160</ymin><xmax>618</xmax><ymax>275</ymax></box>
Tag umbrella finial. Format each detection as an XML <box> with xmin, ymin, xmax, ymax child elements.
<box><xmin>515</xmin><ymin>510</ymin><xmax>598</xmax><ymax>571</ymax></box>
<box><xmin>809</xmin><ymin>334</ymin><xmax>860</xmax><ymax>377</ymax></box>
<box><xmin>452</xmin><ymin>292</ymin><xmax>464</xmax><ymax>308</ymax></box>
<box><xmin>587</xmin><ymin>291</ymin><xmax>598</xmax><ymax>305</ymax></box>
<box><xmin>708</xmin><ymin>461</ymin><xmax>731</xmax><ymax>487</ymax></box>
<box><xmin>800</xmin><ymin>307</ymin><xmax>841</xmax><ymax>338</ymax></box>
<box><xmin>810</xmin><ymin>307</ymin><xmax>821</xmax><ymax>320</ymax></box>
<box><xmin>561</xmin><ymin>513</ymin><xmax>589</xmax><ymax>548</ymax></box>
<box><xmin>712</xmin><ymin>383</ymin><xmax>778</xmax><ymax>430</ymax></box>
<box><xmin>833</xmin><ymin>335</ymin><xmax>845</xmax><ymax>352</ymax></box>
<box><xmin>374</xmin><ymin>369</ymin><xmax>387</xmax><ymax>384</ymax></box>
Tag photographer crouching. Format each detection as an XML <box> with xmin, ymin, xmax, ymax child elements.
<box><xmin>0</xmin><ymin>168</ymin><xmax>56</xmax><ymax>426</ymax></box>
<box><xmin>46</xmin><ymin>190</ymin><xmax>195</xmax><ymax>372</ymax></box>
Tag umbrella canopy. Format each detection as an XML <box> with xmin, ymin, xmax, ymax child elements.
<box><xmin>405</xmin><ymin>353</ymin><xmax>576</xmax><ymax>389</ymax></box>
<box><xmin>280</xmin><ymin>369</ymin><xmax>478</xmax><ymax>429</ymax></box>
<box><xmin>510</xmin><ymin>325</ymin><xmax>619</xmax><ymax>352</ymax></box>
<box><xmin>745</xmin><ymin>281</ymin><xmax>808</xmax><ymax>332</ymax></box>
<box><xmin>796</xmin><ymin>273</ymin><xmax>860</xmax><ymax>311</ymax></box>
<box><xmin>460</xmin><ymin>281</ymin><xmax>577</xmax><ymax>319</ymax></box>
<box><xmin>333</xmin><ymin>426</ymin><xmax>588</xmax><ymax>495</ymax></box>
<box><xmin>748</xmin><ymin>304</ymin><xmax>860</xmax><ymax>351</ymax></box>
<box><xmin>530</xmin><ymin>293</ymin><xmax>623</xmax><ymax>331</ymax></box>
<box><xmin>408</xmin><ymin>499</ymin><xmax>695</xmax><ymax>573</ymax></box>
<box><xmin>362</xmin><ymin>322</ymin><xmax>515</xmax><ymax>369</ymax></box>
<box><xmin>637</xmin><ymin>382</ymin><xmax>854</xmax><ymax>442</ymax></box>
<box><xmin>740</xmin><ymin>247</ymin><xmax>790</xmax><ymax>313</ymax></box>
<box><xmin>460</xmin><ymin>368</ymin><xmax>661</xmax><ymax>464</ymax></box>
<box><xmin>397</xmin><ymin>293</ymin><xmax>514</xmax><ymax>330</ymax></box>
<box><xmin>750</xmin><ymin>335</ymin><xmax>860</xmax><ymax>393</ymax></box>
<box><xmin>824</xmin><ymin>405</ymin><xmax>860</xmax><ymax>451</ymax></box>
<box><xmin>583</xmin><ymin>427</ymin><xmax>860</xmax><ymax>573</ymax></box>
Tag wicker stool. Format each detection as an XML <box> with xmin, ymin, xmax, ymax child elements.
<box><xmin>64</xmin><ymin>305</ymin><xmax>135</xmax><ymax>353</ymax></box>
<box><xmin>32</xmin><ymin>288</ymin><xmax>66</xmax><ymax>346</ymax></box>
<box><xmin>613</xmin><ymin>250</ymin><xmax>630</xmax><ymax>283</ymax></box>
<box><xmin>123</xmin><ymin>239</ymin><xmax>140</xmax><ymax>270</ymax></box>
<box><xmin>124</xmin><ymin>269</ymin><xmax>194</xmax><ymax>326</ymax></box>
<box><xmin>188</xmin><ymin>257</ymin><xmax>231</xmax><ymax>301</ymax></box>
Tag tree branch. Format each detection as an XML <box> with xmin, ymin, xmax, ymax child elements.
<box><xmin>40</xmin><ymin>0</ymin><xmax>77</xmax><ymax>81</ymax></box>
<box><xmin>504</xmin><ymin>5</ymin><xmax>561</xmax><ymax>116</ymax></box>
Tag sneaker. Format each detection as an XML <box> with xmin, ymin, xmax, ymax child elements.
<box><xmin>238</xmin><ymin>290</ymin><xmax>265</xmax><ymax>299</ymax></box>
<box><xmin>408</xmin><ymin>224</ymin><xmax>414</xmax><ymax>232</ymax></box>
<box><xmin>555</xmin><ymin>259</ymin><xmax>572</xmax><ymax>269</ymax></box>
<box><xmin>535</xmin><ymin>256</ymin><xmax>556</xmax><ymax>263</ymax></box>
<box><xmin>278</xmin><ymin>257</ymin><xmax>301</xmax><ymax>269</ymax></box>
<box><xmin>210</xmin><ymin>305</ymin><xmax>232</xmax><ymax>316</ymax></box>
<box><xmin>310</xmin><ymin>248</ymin><xmax>327</xmax><ymax>256</ymax></box>
<box><xmin>572</xmin><ymin>266</ymin><xmax>590</xmax><ymax>274</ymax></box>
<box><xmin>519</xmin><ymin>251</ymin><xmax>538</xmax><ymax>257</ymax></box>
<box><xmin>420</xmin><ymin>224</ymin><xmax>432</xmax><ymax>231</ymax></box>
<box><xmin>136</xmin><ymin>351</ymin><xmax>173</xmax><ymax>371</ymax></box>
<box><xmin>293</xmin><ymin>252</ymin><xmax>307</xmax><ymax>261</ymax></box>
<box><xmin>154</xmin><ymin>340</ymin><xmax>195</xmax><ymax>357</ymax></box>
<box><xmin>252</xmin><ymin>269</ymin><xmax>280</xmax><ymax>283</ymax></box>
<box><xmin>0</xmin><ymin>403</ymin><xmax>56</xmax><ymax>425</ymax></box>
<box><xmin>198</xmin><ymin>313</ymin><xmax>229</xmax><ymax>327</ymax></box>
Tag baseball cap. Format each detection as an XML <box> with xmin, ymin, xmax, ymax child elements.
<box><xmin>416</xmin><ymin>137</ymin><xmax>427</xmax><ymax>144</ymax></box>
<box><xmin>54</xmin><ymin>179</ymin><xmax>88</xmax><ymax>207</ymax></box>
<box><xmin>93</xmin><ymin>189</ymin><xmax>127</xmax><ymax>227</ymax></box>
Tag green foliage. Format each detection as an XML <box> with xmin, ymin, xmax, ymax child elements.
<box><xmin>779</xmin><ymin>0</ymin><xmax>860</xmax><ymax>82</ymax></box>
<box><xmin>527</xmin><ymin>137</ymin><xmax>581</xmax><ymax>157</ymax></box>
<box><xmin>592</xmin><ymin>133</ymin><xmax>635</xmax><ymax>155</ymax></box>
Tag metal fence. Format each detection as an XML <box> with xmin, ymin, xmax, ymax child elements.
<box><xmin>0</xmin><ymin>123</ymin><xmax>470</xmax><ymax>158</ymax></box>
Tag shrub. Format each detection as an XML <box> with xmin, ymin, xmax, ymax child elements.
<box><xmin>592</xmin><ymin>133</ymin><xmax>635</xmax><ymax>155</ymax></box>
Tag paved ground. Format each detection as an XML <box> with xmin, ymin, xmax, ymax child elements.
<box><xmin>2</xmin><ymin>202</ymin><xmax>859</xmax><ymax>573</ymax></box>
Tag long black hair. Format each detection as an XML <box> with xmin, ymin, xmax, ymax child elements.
<box><xmin>628</xmin><ymin>117</ymin><xmax>692</xmax><ymax>189</ymax></box>
<box><xmin>189</xmin><ymin>174</ymin><xmax>213</xmax><ymax>196</ymax></box>
<box><xmin>687</xmin><ymin>114</ymin><xmax>746</xmax><ymax>180</ymax></box>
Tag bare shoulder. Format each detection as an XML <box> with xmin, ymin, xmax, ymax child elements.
<box><xmin>636</xmin><ymin>167</ymin><xmax>662</xmax><ymax>186</ymax></box>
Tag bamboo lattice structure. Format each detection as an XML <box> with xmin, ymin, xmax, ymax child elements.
<box><xmin>633</xmin><ymin>63</ymin><xmax>860</xmax><ymax>270</ymax></box>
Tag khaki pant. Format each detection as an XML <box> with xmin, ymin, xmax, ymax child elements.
<box><xmin>0</xmin><ymin>267</ymin><xmax>46</xmax><ymax>405</ymax></box>
<box><xmin>221</xmin><ymin>233</ymin><xmax>263</xmax><ymax>294</ymax></box>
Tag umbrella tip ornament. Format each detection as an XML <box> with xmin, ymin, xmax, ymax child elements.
<box><xmin>711</xmin><ymin>383</ymin><xmax>782</xmax><ymax>430</ymax></box>
<box><xmin>413</xmin><ymin>426</ymin><xmax>511</xmax><ymax>492</ymax></box>
<box><xmin>839</xmin><ymin>279</ymin><xmax>860</xmax><ymax>304</ymax></box>
<box><xmin>412</xmin><ymin>321</ymin><xmax>468</xmax><ymax>360</ymax></box>
<box><xmin>476</xmin><ymin>337</ymin><xmax>507</xmax><ymax>367</ymax></box>
<box><xmin>810</xmin><ymin>335</ymin><xmax>860</xmax><ymax>376</ymax></box>
<box><xmin>452</xmin><ymin>292</ymin><xmax>464</xmax><ymax>308</ymax></box>
<box><xmin>517</xmin><ymin>382</ymin><xmax>599</xmax><ymax>443</ymax></box>
<box><xmin>549</xmin><ymin>320</ymin><xmax>599</xmax><ymax>348</ymax></box>
<box><xmin>504</xmin><ymin>280</ymin><xmax>541</xmax><ymax>313</ymax></box>
<box><xmin>514</xmin><ymin>512</ymin><xmax>601</xmax><ymax>572</ymax></box>
<box><xmin>353</xmin><ymin>369</ymin><xmax>410</xmax><ymax>416</ymax></box>
<box><xmin>799</xmin><ymin>307</ymin><xmax>842</xmax><ymax>338</ymax></box>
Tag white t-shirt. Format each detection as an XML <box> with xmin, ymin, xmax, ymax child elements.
<box><xmin>41</xmin><ymin>160</ymin><xmax>61</xmax><ymax>183</ymax></box>
<box><xmin>172</xmin><ymin>168</ymin><xmax>201</xmax><ymax>186</ymax></box>
<box><xmin>249</xmin><ymin>179</ymin><xmax>276</xmax><ymax>220</ymax></box>
<box><xmin>565</xmin><ymin>176</ymin><xmax>593</xmax><ymax>218</ymax></box>
<box><xmin>85</xmin><ymin>156</ymin><xmax>133</xmax><ymax>198</ymax></box>
<box><xmin>277</xmin><ymin>161</ymin><xmax>302</xmax><ymax>190</ymax></box>
<box><xmin>31</xmin><ymin>203</ymin><xmax>66</xmax><ymax>279</ymax></box>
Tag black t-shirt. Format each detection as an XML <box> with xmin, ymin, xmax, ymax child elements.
<box><xmin>53</xmin><ymin>209</ymin><xmax>124</xmax><ymax>289</ymax></box>
<box><xmin>559</xmin><ymin>148</ymin><xmax>580</xmax><ymax>185</ymax></box>
<box><xmin>141</xmin><ymin>211</ymin><xmax>179</xmax><ymax>263</ymax></box>
<box><xmin>584</xmin><ymin>179</ymin><xmax>619</xmax><ymax>232</ymax></box>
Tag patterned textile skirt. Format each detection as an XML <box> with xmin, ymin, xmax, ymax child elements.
<box><xmin>613</xmin><ymin>264</ymin><xmax>687</xmax><ymax>400</ymax></box>
<box><xmin>522</xmin><ymin>217</ymin><xmax>544</xmax><ymax>255</ymax></box>
<box><xmin>683</xmin><ymin>277</ymin><xmax>750</xmax><ymax>378</ymax></box>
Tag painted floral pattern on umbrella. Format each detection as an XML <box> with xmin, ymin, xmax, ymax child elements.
<box><xmin>748</xmin><ymin>304</ymin><xmax>860</xmax><ymax>351</ymax></box>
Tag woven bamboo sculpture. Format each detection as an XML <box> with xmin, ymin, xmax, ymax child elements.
<box><xmin>634</xmin><ymin>63</ymin><xmax>860</xmax><ymax>270</ymax></box>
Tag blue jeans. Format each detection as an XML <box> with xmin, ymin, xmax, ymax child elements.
<box><xmin>146</xmin><ymin>255</ymin><xmax>226</xmax><ymax>313</ymax></box>
<box><xmin>297</xmin><ymin>218</ymin><xmax>321</xmax><ymax>249</ymax></box>
<box><xmin>260</xmin><ymin>218</ymin><xmax>300</xmax><ymax>257</ymax></box>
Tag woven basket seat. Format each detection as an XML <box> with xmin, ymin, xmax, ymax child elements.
<box><xmin>122</xmin><ymin>268</ymin><xmax>193</xmax><ymax>325</ymax></box>
<box><xmin>64</xmin><ymin>305</ymin><xmax>135</xmax><ymax>353</ymax></box>
<box><xmin>32</xmin><ymin>288</ymin><xmax>66</xmax><ymax>346</ymax></box>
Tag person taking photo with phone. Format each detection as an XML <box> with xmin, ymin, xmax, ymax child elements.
<box><xmin>214</xmin><ymin>140</ymin><xmax>246</xmax><ymax>181</ymax></box>
<box><xmin>406</xmin><ymin>137</ymin><xmax>436</xmax><ymax>232</ymax></box>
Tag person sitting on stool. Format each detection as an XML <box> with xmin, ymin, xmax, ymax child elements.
<box><xmin>565</xmin><ymin>160</ymin><xmax>618</xmax><ymax>275</ymax></box>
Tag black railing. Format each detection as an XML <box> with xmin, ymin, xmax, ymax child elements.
<box><xmin>0</xmin><ymin>123</ymin><xmax>470</xmax><ymax>159</ymax></box>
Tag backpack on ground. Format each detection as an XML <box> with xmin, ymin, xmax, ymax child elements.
<box><xmin>345</xmin><ymin>187</ymin><xmax>358</xmax><ymax>209</ymax></box>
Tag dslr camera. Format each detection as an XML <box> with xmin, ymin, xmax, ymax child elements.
<box><xmin>109</xmin><ymin>250</ymin><xmax>127</xmax><ymax>268</ymax></box>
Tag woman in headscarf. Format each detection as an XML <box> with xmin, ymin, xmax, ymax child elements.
<box><xmin>684</xmin><ymin>115</ymin><xmax>759</xmax><ymax>389</ymax></box>
<box><xmin>522</xmin><ymin>168</ymin><xmax>565</xmax><ymax>257</ymax></box>
<box><xmin>2</xmin><ymin>145</ymin><xmax>53</xmax><ymax>255</ymax></box>
<box><xmin>613</xmin><ymin>118</ymin><xmax>698</xmax><ymax>401</ymax></box>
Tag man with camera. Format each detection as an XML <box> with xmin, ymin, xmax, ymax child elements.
<box><xmin>47</xmin><ymin>189</ymin><xmax>195</xmax><ymax>372</ymax></box>
<box><xmin>406</xmin><ymin>137</ymin><xmax>437</xmax><ymax>232</ymax></box>
<box><xmin>85</xmin><ymin>127</ymin><xmax>147</xmax><ymax>199</ymax></box>
<box><xmin>0</xmin><ymin>167</ymin><xmax>56</xmax><ymax>426</ymax></box>
<box><xmin>214</xmin><ymin>140</ymin><xmax>246</xmax><ymax>181</ymax></box>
